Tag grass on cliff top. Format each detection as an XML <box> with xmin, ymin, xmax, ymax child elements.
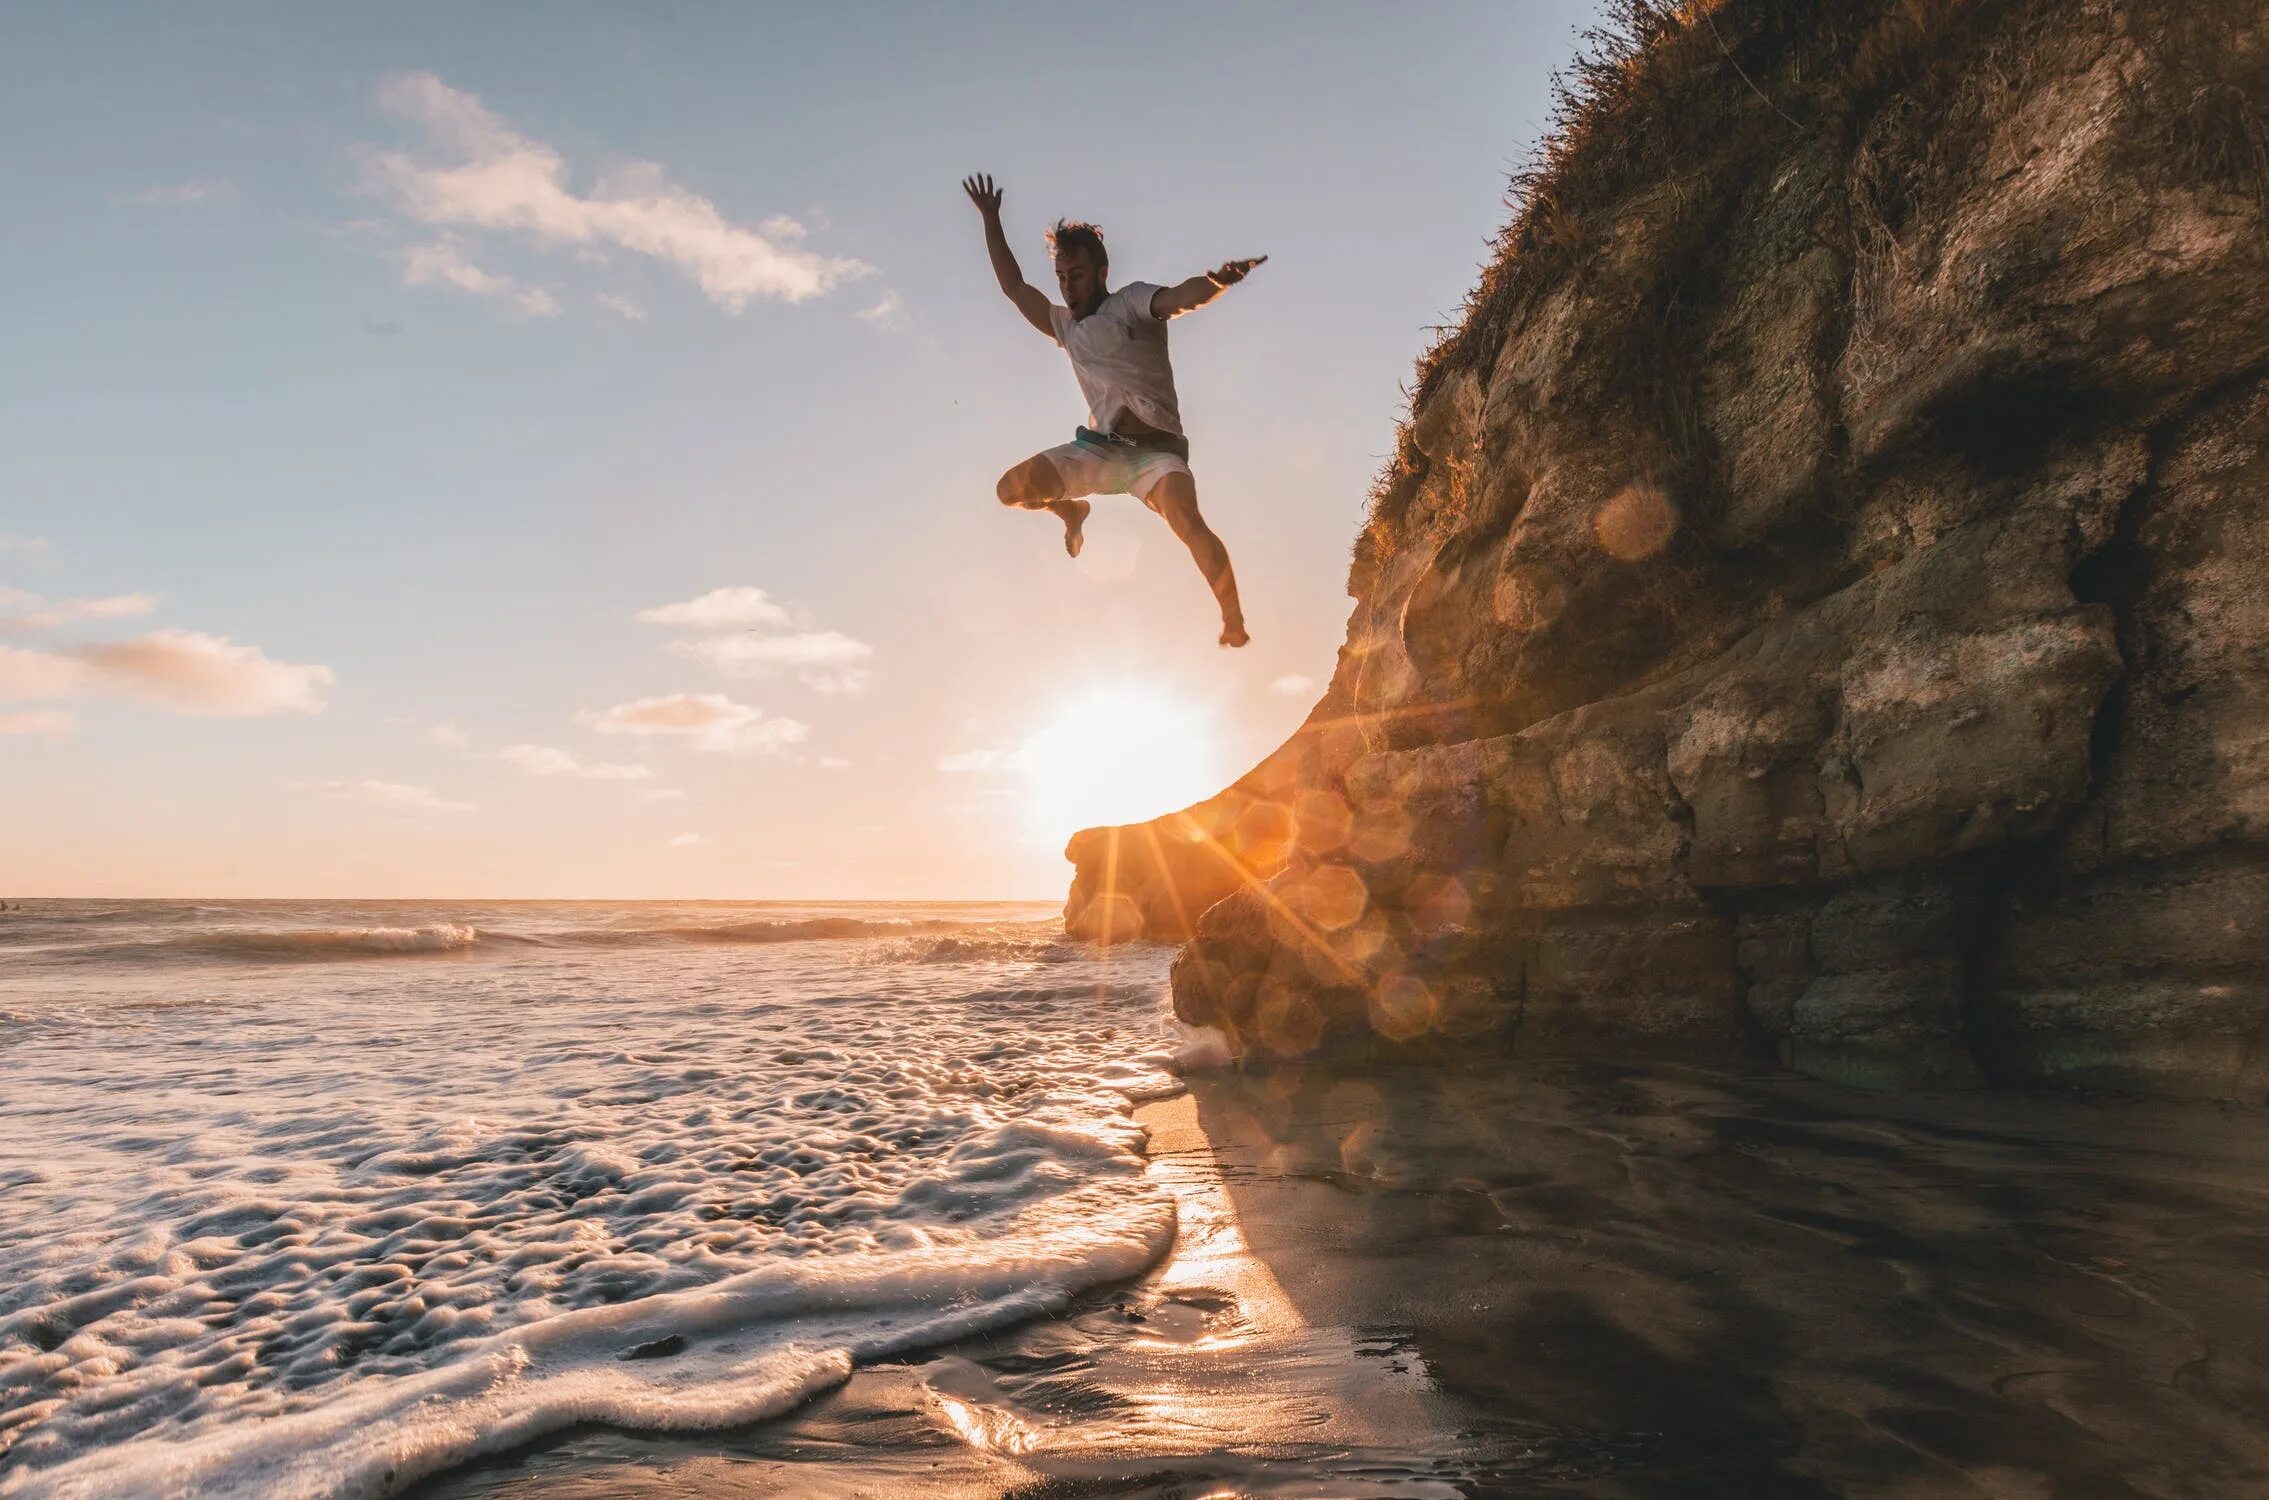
<box><xmin>1359</xmin><ymin>0</ymin><xmax>2266</xmax><ymax>561</ymax></box>
<box><xmin>1364</xmin><ymin>0</ymin><xmax>1981</xmax><ymax>552</ymax></box>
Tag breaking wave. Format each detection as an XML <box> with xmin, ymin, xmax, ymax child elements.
<box><xmin>23</xmin><ymin>916</ymin><xmax>1028</xmax><ymax>967</ymax></box>
<box><xmin>0</xmin><ymin>899</ymin><xmax>1180</xmax><ymax>1498</ymax></box>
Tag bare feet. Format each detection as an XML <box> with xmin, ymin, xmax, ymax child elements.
<box><xmin>1051</xmin><ymin>499</ymin><xmax>1091</xmax><ymax>558</ymax></box>
<box><xmin>1219</xmin><ymin>618</ymin><xmax>1249</xmax><ymax>648</ymax></box>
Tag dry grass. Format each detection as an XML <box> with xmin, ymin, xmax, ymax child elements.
<box><xmin>1359</xmin><ymin>0</ymin><xmax>2005</xmax><ymax>555</ymax></box>
<box><xmin>2115</xmin><ymin>0</ymin><xmax>2269</xmax><ymax>216</ymax></box>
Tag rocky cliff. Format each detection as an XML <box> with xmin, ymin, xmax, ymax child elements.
<box><xmin>1065</xmin><ymin>0</ymin><xmax>2269</xmax><ymax>1097</ymax></box>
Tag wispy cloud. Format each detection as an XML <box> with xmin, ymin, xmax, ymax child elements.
<box><xmin>673</xmin><ymin>630</ymin><xmax>875</xmax><ymax>694</ymax></box>
<box><xmin>130</xmin><ymin>178</ymin><xmax>235</xmax><ymax>206</ymax></box>
<box><xmin>1</xmin><ymin>589</ymin><xmax>160</xmax><ymax>632</ymax></box>
<box><xmin>582</xmin><ymin>692</ymin><xmax>806</xmax><ymax>754</ymax></box>
<box><xmin>308</xmin><ymin>779</ymin><xmax>473</xmax><ymax>812</ymax></box>
<box><xmin>667</xmin><ymin>832</ymin><xmax>705</xmax><ymax>847</ymax></box>
<box><xmin>0</xmin><ymin>709</ymin><xmax>75</xmax><ymax>737</ymax></box>
<box><xmin>596</xmin><ymin>292</ymin><xmax>647</xmax><ymax>321</ymax></box>
<box><xmin>637</xmin><ymin>586</ymin><xmax>791</xmax><ymax>631</ymax></box>
<box><xmin>496</xmin><ymin>743</ymin><xmax>651</xmax><ymax>780</ymax></box>
<box><xmin>367</xmin><ymin>71</ymin><xmax>868</xmax><ymax>313</ymax></box>
<box><xmin>425</xmin><ymin>722</ymin><xmax>469</xmax><ymax>748</ymax></box>
<box><xmin>0</xmin><ymin>630</ymin><xmax>331</xmax><ymax>715</ymax></box>
<box><xmin>401</xmin><ymin>238</ymin><xmax>559</xmax><ymax>317</ymax></box>
<box><xmin>1267</xmin><ymin>674</ymin><xmax>1316</xmax><ymax>697</ymax></box>
<box><xmin>0</xmin><ymin>535</ymin><xmax>49</xmax><ymax>559</ymax></box>
<box><xmin>855</xmin><ymin>290</ymin><xmax>904</xmax><ymax>329</ymax></box>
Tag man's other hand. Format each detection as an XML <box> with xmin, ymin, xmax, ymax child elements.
<box><xmin>962</xmin><ymin>174</ymin><xmax>1004</xmax><ymax>216</ymax></box>
<box><xmin>1206</xmin><ymin>256</ymin><xmax>1267</xmax><ymax>287</ymax></box>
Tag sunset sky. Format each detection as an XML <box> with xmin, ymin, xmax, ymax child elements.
<box><xmin>2</xmin><ymin>1</ymin><xmax>1599</xmax><ymax>899</ymax></box>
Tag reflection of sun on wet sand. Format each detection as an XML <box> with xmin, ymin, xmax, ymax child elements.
<box><xmin>425</xmin><ymin>1058</ymin><xmax>2269</xmax><ymax>1498</ymax></box>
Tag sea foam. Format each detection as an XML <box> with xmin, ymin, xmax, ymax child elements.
<box><xmin>0</xmin><ymin>901</ymin><xmax>1185</xmax><ymax>1498</ymax></box>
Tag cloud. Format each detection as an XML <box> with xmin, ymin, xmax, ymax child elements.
<box><xmin>667</xmin><ymin>832</ymin><xmax>705</xmax><ymax>847</ymax></box>
<box><xmin>0</xmin><ymin>535</ymin><xmax>49</xmax><ymax>558</ymax></box>
<box><xmin>131</xmin><ymin>179</ymin><xmax>235</xmax><ymax>206</ymax></box>
<box><xmin>0</xmin><ymin>709</ymin><xmax>75</xmax><ymax>737</ymax></box>
<box><xmin>0</xmin><ymin>630</ymin><xmax>332</xmax><ymax>715</ymax></box>
<box><xmin>425</xmin><ymin>722</ymin><xmax>468</xmax><ymax>748</ymax></box>
<box><xmin>310</xmin><ymin>779</ymin><xmax>473</xmax><ymax>812</ymax></box>
<box><xmin>855</xmin><ymin>290</ymin><xmax>903</xmax><ymax>329</ymax></box>
<box><xmin>2</xmin><ymin>590</ymin><xmax>160</xmax><ymax>631</ymax></box>
<box><xmin>368</xmin><ymin>72</ymin><xmax>868</xmax><ymax>312</ymax></box>
<box><xmin>596</xmin><ymin>292</ymin><xmax>647</xmax><ymax>321</ymax></box>
<box><xmin>672</xmin><ymin>630</ymin><xmax>875</xmax><ymax>694</ymax></box>
<box><xmin>817</xmin><ymin>755</ymin><xmax>852</xmax><ymax>770</ymax></box>
<box><xmin>582</xmin><ymin>692</ymin><xmax>806</xmax><ymax>754</ymax></box>
<box><xmin>938</xmin><ymin>745</ymin><xmax>1021</xmax><ymax>774</ymax></box>
<box><xmin>0</xmin><ymin>646</ymin><xmax>89</xmax><ymax>700</ymax></box>
<box><xmin>637</xmin><ymin>586</ymin><xmax>791</xmax><ymax>631</ymax></box>
<box><xmin>401</xmin><ymin>238</ymin><xmax>559</xmax><ymax>317</ymax></box>
<box><xmin>496</xmin><ymin>743</ymin><xmax>651</xmax><ymax>780</ymax></box>
<box><xmin>1267</xmin><ymin>674</ymin><xmax>1316</xmax><ymax>696</ymax></box>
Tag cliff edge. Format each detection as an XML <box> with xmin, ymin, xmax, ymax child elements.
<box><xmin>1067</xmin><ymin>0</ymin><xmax>2269</xmax><ymax>1096</ymax></box>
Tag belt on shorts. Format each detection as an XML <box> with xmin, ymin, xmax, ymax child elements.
<box><xmin>1076</xmin><ymin>425</ymin><xmax>1190</xmax><ymax>463</ymax></box>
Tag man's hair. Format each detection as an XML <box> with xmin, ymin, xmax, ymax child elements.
<box><xmin>1046</xmin><ymin>219</ymin><xmax>1107</xmax><ymax>269</ymax></box>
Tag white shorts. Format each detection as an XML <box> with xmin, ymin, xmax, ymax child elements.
<box><xmin>1038</xmin><ymin>436</ymin><xmax>1191</xmax><ymax>508</ymax></box>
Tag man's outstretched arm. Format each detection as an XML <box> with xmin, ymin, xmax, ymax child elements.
<box><xmin>1149</xmin><ymin>256</ymin><xmax>1268</xmax><ymax>319</ymax></box>
<box><xmin>962</xmin><ymin>174</ymin><xmax>1054</xmax><ymax>338</ymax></box>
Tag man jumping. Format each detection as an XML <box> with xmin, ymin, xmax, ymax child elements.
<box><xmin>963</xmin><ymin>172</ymin><xmax>1262</xmax><ymax>648</ymax></box>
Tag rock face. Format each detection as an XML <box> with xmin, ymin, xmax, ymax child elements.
<box><xmin>1064</xmin><ymin>0</ymin><xmax>2269</xmax><ymax>1096</ymax></box>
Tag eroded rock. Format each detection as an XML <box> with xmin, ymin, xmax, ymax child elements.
<box><xmin>1066</xmin><ymin>0</ymin><xmax>2269</xmax><ymax>1098</ymax></box>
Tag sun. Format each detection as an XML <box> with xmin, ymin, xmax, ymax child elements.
<box><xmin>1018</xmin><ymin>683</ymin><xmax>1227</xmax><ymax>845</ymax></box>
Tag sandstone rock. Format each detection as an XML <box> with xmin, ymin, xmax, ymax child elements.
<box><xmin>1064</xmin><ymin>0</ymin><xmax>2269</xmax><ymax>1099</ymax></box>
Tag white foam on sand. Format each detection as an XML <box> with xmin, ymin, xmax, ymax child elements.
<box><xmin>0</xmin><ymin>902</ymin><xmax>1188</xmax><ymax>1498</ymax></box>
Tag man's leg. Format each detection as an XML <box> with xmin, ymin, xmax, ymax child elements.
<box><xmin>997</xmin><ymin>454</ymin><xmax>1090</xmax><ymax>557</ymax></box>
<box><xmin>1146</xmin><ymin>470</ymin><xmax>1248</xmax><ymax>647</ymax></box>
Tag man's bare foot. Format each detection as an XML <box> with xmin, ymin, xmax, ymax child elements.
<box><xmin>1219</xmin><ymin>618</ymin><xmax>1249</xmax><ymax>648</ymax></box>
<box><xmin>1051</xmin><ymin>499</ymin><xmax>1090</xmax><ymax>558</ymax></box>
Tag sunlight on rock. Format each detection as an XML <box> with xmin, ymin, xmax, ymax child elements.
<box><xmin>1405</xmin><ymin>873</ymin><xmax>1474</xmax><ymax>935</ymax></box>
<box><xmin>1593</xmin><ymin>481</ymin><xmax>1678</xmax><ymax>561</ymax></box>
<box><xmin>1296</xmin><ymin>864</ymin><xmax>1369</xmax><ymax>932</ymax></box>
<box><xmin>1232</xmin><ymin>799</ymin><xmax>1297</xmax><ymax>872</ymax></box>
<box><xmin>1293</xmin><ymin>787</ymin><xmax>1353</xmax><ymax>854</ymax></box>
<box><xmin>1347</xmin><ymin>805</ymin><xmax>1414</xmax><ymax>863</ymax></box>
<box><xmin>1255</xmin><ymin>980</ymin><xmax>1326</xmax><ymax>1058</ymax></box>
<box><xmin>1074</xmin><ymin>892</ymin><xmax>1143</xmax><ymax>946</ymax></box>
<box><xmin>1367</xmin><ymin>973</ymin><xmax>1438</xmax><ymax>1042</ymax></box>
<box><xmin>1491</xmin><ymin>562</ymin><xmax>1569</xmax><ymax>629</ymax></box>
<box><xmin>1338</xmin><ymin>910</ymin><xmax>1401</xmax><ymax>971</ymax></box>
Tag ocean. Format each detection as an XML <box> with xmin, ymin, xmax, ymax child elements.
<box><xmin>0</xmin><ymin>899</ymin><xmax>1201</xmax><ymax>1498</ymax></box>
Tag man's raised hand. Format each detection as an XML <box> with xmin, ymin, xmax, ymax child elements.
<box><xmin>962</xmin><ymin>174</ymin><xmax>1004</xmax><ymax>216</ymax></box>
<box><xmin>1207</xmin><ymin>255</ymin><xmax>1268</xmax><ymax>287</ymax></box>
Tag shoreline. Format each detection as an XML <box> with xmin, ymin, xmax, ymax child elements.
<box><xmin>421</xmin><ymin>1059</ymin><xmax>2269</xmax><ymax>1497</ymax></box>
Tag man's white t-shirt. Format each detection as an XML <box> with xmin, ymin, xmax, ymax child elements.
<box><xmin>1048</xmin><ymin>282</ymin><xmax>1184</xmax><ymax>438</ymax></box>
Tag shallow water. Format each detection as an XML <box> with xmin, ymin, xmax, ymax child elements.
<box><xmin>431</xmin><ymin>1059</ymin><xmax>2269</xmax><ymax>1499</ymax></box>
<box><xmin>0</xmin><ymin>900</ymin><xmax>1191</xmax><ymax>1498</ymax></box>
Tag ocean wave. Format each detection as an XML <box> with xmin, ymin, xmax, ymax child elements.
<box><xmin>0</xmin><ymin>940</ymin><xmax>1186</xmax><ymax>1498</ymax></box>
<box><xmin>26</xmin><ymin>916</ymin><xmax>1021</xmax><ymax>967</ymax></box>
<box><xmin>554</xmin><ymin>916</ymin><xmax>968</xmax><ymax>947</ymax></box>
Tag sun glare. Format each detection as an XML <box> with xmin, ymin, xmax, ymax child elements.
<box><xmin>1019</xmin><ymin>684</ymin><xmax>1226</xmax><ymax>844</ymax></box>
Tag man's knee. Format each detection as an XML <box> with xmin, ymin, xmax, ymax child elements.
<box><xmin>1151</xmin><ymin>480</ymin><xmax>1206</xmax><ymax>538</ymax></box>
<box><xmin>998</xmin><ymin>457</ymin><xmax>1064</xmax><ymax>507</ymax></box>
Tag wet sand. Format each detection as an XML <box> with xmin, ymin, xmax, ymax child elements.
<box><xmin>422</xmin><ymin>1060</ymin><xmax>2269</xmax><ymax>1497</ymax></box>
